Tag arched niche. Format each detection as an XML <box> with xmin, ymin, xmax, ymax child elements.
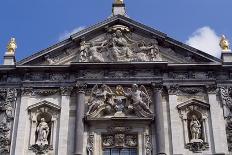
<box><xmin>177</xmin><ymin>99</ymin><xmax>210</xmax><ymax>152</ymax></box>
<box><xmin>27</xmin><ymin>100</ymin><xmax>60</xmax><ymax>154</ymax></box>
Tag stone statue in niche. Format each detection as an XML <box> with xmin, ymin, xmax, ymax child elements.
<box><xmin>190</xmin><ymin>115</ymin><xmax>202</xmax><ymax>142</ymax></box>
<box><xmin>36</xmin><ymin>118</ymin><xmax>50</xmax><ymax>146</ymax></box>
<box><xmin>78</xmin><ymin>25</ymin><xmax>161</xmax><ymax>62</ymax></box>
<box><xmin>87</xmin><ymin>84</ymin><xmax>153</xmax><ymax>118</ymax></box>
<box><xmin>87</xmin><ymin>84</ymin><xmax>114</xmax><ymax>116</ymax></box>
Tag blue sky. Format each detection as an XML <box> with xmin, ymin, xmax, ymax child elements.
<box><xmin>0</xmin><ymin>0</ymin><xmax>231</xmax><ymax>62</ymax></box>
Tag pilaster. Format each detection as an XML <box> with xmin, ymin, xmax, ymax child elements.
<box><xmin>14</xmin><ymin>88</ymin><xmax>30</xmax><ymax>155</ymax></box>
<box><xmin>206</xmin><ymin>85</ymin><xmax>229</xmax><ymax>154</ymax></box>
<box><xmin>57</xmin><ymin>87</ymin><xmax>73</xmax><ymax>155</ymax></box>
<box><xmin>166</xmin><ymin>84</ymin><xmax>185</xmax><ymax>154</ymax></box>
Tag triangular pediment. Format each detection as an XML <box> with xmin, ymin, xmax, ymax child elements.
<box><xmin>17</xmin><ymin>15</ymin><xmax>221</xmax><ymax>66</ymax></box>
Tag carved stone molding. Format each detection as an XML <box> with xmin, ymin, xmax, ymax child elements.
<box><xmin>87</xmin><ymin>133</ymin><xmax>94</xmax><ymax>155</ymax></box>
<box><xmin>0</xmin><ymin>88</ymin><xmax>17</xmax><ymax>153</ymax></box>
<box><xmin>102</xmin><ymin>134</ymin><xmax>137</xmax><ymax>148</ymax></box>
<box><xmin>186</xmin><ymin>142</ymin><xmax>209</xmax><ymax>153</ymax></box>
<box><xmin>29</xmin><ymin>144</ymin><xmax>53</xmax><ymax>154</ymax></box>
<box><xmin>179</xmin><ymin>87</ymin><xmax>203</xmax><ymax>95</ymax></box>
<box><xmin>145</xmin><ymin>134</ymin><xmax>152</xmax><ymax>155</ymax></box>
<box><xmin>21</xmin><ymin>88</ymin><xmax>34</xmax><ymax>96</ymax></box>
<box><xmin>60</xmin><ymin>87</ymin><xmax>73</xmax><ymax>96</ymax></box>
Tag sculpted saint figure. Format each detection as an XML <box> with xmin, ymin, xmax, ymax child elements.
<box><xmin>125</xmin><ymin>84</ymin><xmax>152</xmax><ymax>114</ymax></box>
<box><xmin>190</xmin><ymin>115</ymin><xmax>202</xmax><ymax>140</ymax></box>
<box><xmin>87</xmin><ymin>84</ymin><xmax>114</xmax><ymax>115</ymax></box>
<box><xmin>111</xmin><ymin>30</ymin><xmax>133</xmax><ymax>61</ymax></box>
<box><xmin>36</xmin><ymin>118</ymin><xmax>49</xmax><ymax>145</ymax></box>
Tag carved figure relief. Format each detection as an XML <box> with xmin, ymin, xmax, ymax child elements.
<box><xmin>78</xmin><ymin>25</ymin><xmax>161</xmax><ymax>62</ymax></box>
<box><xmin>86</xmin><ymin>84</ymin><xmax>153</xmax><ymax>118</ymax></box>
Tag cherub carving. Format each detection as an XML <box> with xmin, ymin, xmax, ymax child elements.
<box><xmin>87</xmin><ymin>84</ymin><xmax>115</xmax><ymax>116</ymax></box>
<box><xmin>125</xmin><ymin>84</ymin><xmax>152</xmax><ymax>117</ymax></box>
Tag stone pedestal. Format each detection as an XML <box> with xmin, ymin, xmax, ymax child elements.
<box><xmin>74</xmin><ymin>89</ymin><xmax>85</xmax><ymax>155</ymax></box>
<box><xmin>152</xmin><ymin>83</ymin><xmax>166</xmax><ymax>155</ymax></box>
<box><xmin>3</xmin><ymin>54</ymin><xmax>15</xmax><ymax>65</ymax></box>
<box><xmin>221</xmin><ymin>51</ymin><xmax>232</xmax><ymax>63</ymax></box>
<box><xmin>112</xmin><ymin>3</ymin><xmax>126</xmax><ymax>16</ymax></box>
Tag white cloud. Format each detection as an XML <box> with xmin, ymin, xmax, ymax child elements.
<box><xmin>186</xmin><ymin>26</ymin><xmax>221</xmax><ymax>58</ymax></box>
<box><xmin>59</xmin><ymin>26</ymin><xmax>85</xmax><ymax>41</ymax></box>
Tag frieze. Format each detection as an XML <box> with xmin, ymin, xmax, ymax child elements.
<box><xmin>21</xmin><ymin>88</ymin><xmax>59</xmax><ymax>97</ymax></box>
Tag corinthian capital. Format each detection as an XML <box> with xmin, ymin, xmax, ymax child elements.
<box><xmin>60</xmin><ymin>87</ymin><xmax>73</xmax><ymax>96</ymax></box>
<box><xmin>206</xmin><ymin>84</ymin><xmax>217</xmax><ymax>94</ymax></box>
<box><xmin>167</xmin><ymin>84</ymin><xmax>179</xmax><ymax>95</ymax></box>
<box><xmin>151</xmin><ymin>82</ymin><xmax>163</xmax><ymax>91</ymax></box>
<box><xmin>76</xmin><ymin>82</ymin><xmax>87</xmax><ymax>93</ymax></box>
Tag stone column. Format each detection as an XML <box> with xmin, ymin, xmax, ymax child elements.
<box><xmin>58</xmin><ymin>87</ymin><xmax>73</xmax><ymax>155</ymax></box>
<box><xmin>74</xmin><ymin>83</ymin><xmax>87</xmax><ymax>155</ymax></box>
<box><xmin>152</xmin><ymin>83</ymin><xmax>166</xmax><ymax>155</ymax></box>
<box><xmin>207</xmin><ymin>85</ymin><xmax>229</xmax><ymax>154</ymax></box>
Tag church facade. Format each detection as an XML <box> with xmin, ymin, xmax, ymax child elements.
<box><xmin>0</xmin><ymin>1</ymin><xmax>232</xmax><ymax>155</ymax></box>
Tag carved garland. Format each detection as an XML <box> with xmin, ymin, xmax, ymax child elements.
<box><xmin>220</xmin><ymin>87</ymin><xmax>232</xmax><ymax>152</ymax></box>
<box><xmin>0</xmin><ymin>88</ymin><xmax>17</xmax><ymax>153</ymax></box>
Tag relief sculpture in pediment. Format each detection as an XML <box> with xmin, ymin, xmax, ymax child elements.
<box><xmin>79</xmin><ymin>25</ymin><xmax>161</xmax><ymax>62</ymax></box>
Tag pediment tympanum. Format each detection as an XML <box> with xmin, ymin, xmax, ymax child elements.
<box><xmin>17</xmin><ymin>16</ymin><xmax>220</xmax><ymax>66</ymax></box>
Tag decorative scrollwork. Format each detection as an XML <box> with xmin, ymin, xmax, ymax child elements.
<box><xmin>0</xmin><ymin>88</ymin><xmax>17</xmax><ymax>153</ymax></box>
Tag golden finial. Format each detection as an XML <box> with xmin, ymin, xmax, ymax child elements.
<box><xmin>7</xmin><ymin>38</ymin><xmax>17</xmax><ymax>54</ymax></box>
<box><xmin>115</xmin><ymin>0</ymin><xmax>124</xmax><ymax>4</ymax></box>
<box><xmin>219</xmin><ymin>35</ymin><xmax>230</xmax><ymax>51</ymax></box>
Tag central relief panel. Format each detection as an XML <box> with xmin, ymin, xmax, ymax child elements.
<box><xmin>85</xmin><ymin>84</ymin><xmax>153</xmax><ymax>155</ymax></box>
<box><xmin>86</xmin><ymin>84</ymin><xmax>153</xmax><ymax>119</ymax></box>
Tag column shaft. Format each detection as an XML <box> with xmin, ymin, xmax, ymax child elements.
<box><xmin>153</xmin><ymin>86</ymin><xmax>166</xmax><ymax>155</ymax></box>
<box><xmin>74</xmin><ymin>90</ymin><xmax>85</xmax><ymax>155</ymax></box>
